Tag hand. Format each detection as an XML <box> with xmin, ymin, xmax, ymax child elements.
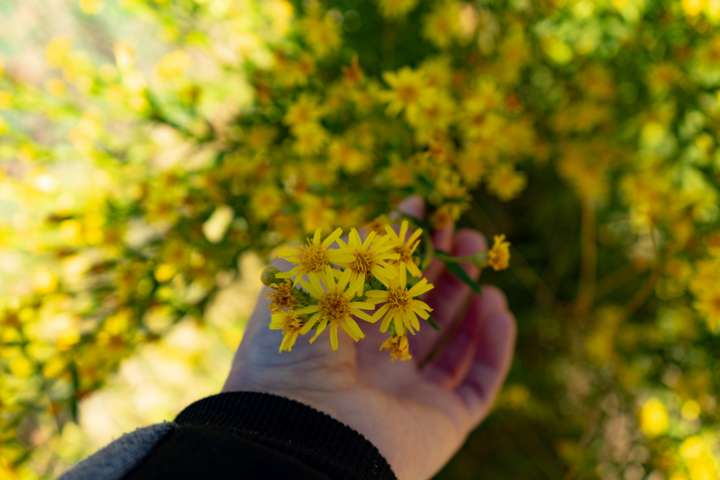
<box><xmin>223</xmin><ymin>198</ymin><xmax>516</xmax><ymax>480</ymax></box>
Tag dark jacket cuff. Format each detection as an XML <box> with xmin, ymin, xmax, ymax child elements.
<box><xmin>175</xmin><ymin>391</ymin><xmax>396</xmax><ymax>480</ymax></box>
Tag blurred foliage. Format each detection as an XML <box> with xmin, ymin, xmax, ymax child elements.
<box><xmin>2</xmin><ymin>0</ymin><xmax>720</xmax><ymax>478</ymax></box>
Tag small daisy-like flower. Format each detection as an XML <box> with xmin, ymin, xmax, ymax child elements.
<box><xmin>380</xmin><ymin>67</ymin><xmax>428</xmax><ymax>116</ymax></box>
<box><xmin>276</xmin><ymin>228</ymin><xmax>344</xmax><ymax>284</ymax></box>
<box><xmin>367</xmin><ymin>265</ymin><xmax>433</xmax><ymax>336</ymax></box>
<box><xmin>335</xmin><ymin>228</ymin><xmax>399</xmax><ymax>295</ymax></box>
<box><xmin>269</xmin><ymin>310</ymin><xmax>306</xmax><ymax>352</ymax></box>
<box><xmin>297</xmin><ymin>269</ymin><xmax>377</xmax><ymax>351</ymax></box>
<box><xmin>380</xmin><ymin>334</ymin><xmax>412</xmax><ymax>361</ymax></box>
<box><xmin>385</xmin><ymin>220</ymin><xmax>423</xmax><ymax>277</ymax></box>
<box><xmin>487</xmin><ymin>234</ymin><xmax>510</xmax><ymax>271</ymax></box>
<box><xmin>267</xmin><ymin>281</ymin><xmax>298</xmax><ymax>313</ymax></box>
<box><xmin>283</xmin><ymin>94</ymin><xmax>324</xmax><ymax>130</ymax></box>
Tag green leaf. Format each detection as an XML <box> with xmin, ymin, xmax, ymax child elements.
<box><xmin>427</xmin><ymin>316</ymin><xmax>440</xmax><ymax>330</ymax></box>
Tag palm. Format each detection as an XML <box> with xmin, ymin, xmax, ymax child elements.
<box><xmin>225</xmin><ymin>207</ymin><xmax>515</xmax><ymax>480</ymax></box>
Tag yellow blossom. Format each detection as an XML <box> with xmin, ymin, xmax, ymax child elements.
<box><xmin>640</xmin><ymin>397</ymin><xmax>669</xmax><ymax>438</ymax></box>
<box><xmin>367</xmin><ymin>265</ymin><xmax>433</xmax><ymax>336</ymax></box>
<box><xmin>267</xmin><ymin>282</ymin><xmax>298</xmax><ymax>313</ymax></box>
<box><xmin>380</xmin><ymin>334</ymin><xmax>412</xmax><ymax>361</ymax></box>
<box><xmin>251</xmin><ymin>184</ymin><xmax>284</xmax><ymax>221</ymax></box>
<box><xmin>284</xmin><ymin>94</ymin><xmax>324</xmax><ymax>130</ymax></box>
<box><xmin>269</xmin><ymin>310</ymin><xmax>306</xmax><ymax>352</ymax></box>
<box><xmin>300</xmin><ymin>7</ymin><xmax>341</xmax><ymax>57</ymax></box>
<box><xmin>334</xmin><ymin>228</ymin><xmax>399</xmax><ymax>295</ymax></box>
<box><xmin>384</xmin><ymin>220</ymin><xmax>423</xmax><ymax>277</ymax></box>
<box><xmin>380</xmin><ymin>67</ymin><xmax>428</xmax><ymax>115</ymax></box>
<box><xmin>488</xmin><ymin>234</ymin><xmax>511</xmax><ymax>271</ymax></box>
<box><xmin>297</xmin><ymin>269</ymin><xmax>376</xmax><ymax>350</ymax></box>
<box><xmin>276</xmin><ymin>228</ymin><xmax>344</xmax><ymax>284</ymax></box>
<box><xmin>487</xmin><ymin>164</ymin><xmax>527</xmax><ymax>201</ymax></box>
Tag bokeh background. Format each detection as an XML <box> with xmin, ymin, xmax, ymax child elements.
<box><xmin>2</xmin><ymin>0</ymin><xmax>720</xmax><ymax>478</ymax></box>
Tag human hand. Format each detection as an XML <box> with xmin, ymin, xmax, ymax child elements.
<box><xmin>223</xmin><ymin>197</ymin><xmax>516</xmax><ymax>480</ymax></box>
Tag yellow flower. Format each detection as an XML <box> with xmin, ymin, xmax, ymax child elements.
<box><xmin>267</xmin><ymin>282</ymin><xmax>298</xmax><ymax>313</ymax></box>
<box><xmin>328</xmin><ymin>140</ymin><xmax>371</xmax><ymax>173</ymax></box>
<box><xmin>297</xmin><ymin>269</ymin><xmax>376</xmax><ymax>351</ymax></box>
<box><xmin>380</xmin><ymin>67</ymin><xmax>428</xmax><ymax>115</ymax></box>
<box><xmin>423</xmin><ymin>1</ymin><xmax>472</xmax><ymax>49</ymax></box>
<box><xmin>251</xmin><ymin>184</ymin><xmax>284</xmax><ymax>221</ymax></box>
<box><xmin>376</xmin><ymin>0</ymin><xmax>419</xmax><ymax>18</ymax></box>
<box><xmin>269</xmin><ymin>310</ymin><xmax>306</xmax><ymax>352</ymax></box>
<box><xmin>292</xmin><ymin>122</ymin><xmax>328</xmax><ymax>156</ymax></box>
<box><xmin>335</xmin><ymin>228</ymin><xmax>399</xmax><ymax>295</ymax></box>
<box><xmin>639</xmin><ymin>397</ymin><xmax>669</xmax><ymax>438</ymax></box>
<box><xmin>487</xmin><ymin>164</ymin><xmax>527</xmax><ymax>201</ymax></box>
<box><xmin>380</xmin><ymin>334</ymin><xmax>412</xmax><ymax>361</ymax></box>
<box><xmin>385</xmin><ymin>154</ymin><xmax>415</xmax><ymax>187</ymax></box>
<box><xmin>299</xmin><ymin>194</ymin><xmax>336</xmax><ymax>232</ymax></box>
<box><xmin>488</xmin><ymin>234</ymin><xmax>511</xmax><ymax>271</ymax></box>
<box><xmin>367</xmin><ymin>266</ymin><xmax>434</xmax><ymax>335</ymax></box>
<box><xmin>284</xmin><ymin>94</ymin><xmax>324</xmax><ymax>130</ymax></box>
<box><xmin>276</xmin><ymin>228</ymin><xmax>344</xmax><ymax>284</ymax></box>
<box><xmin>384</xmin><ymin>220</ymin><xmax>423</xmax><ymax>277</ymax></box>
<box><xmin>406</xmin><ymin>89</ymin><xmax>455</xmax><ymax>140</ymax></box>
<box><xmin>300</xmin><ymin>6</ymin><xmax>342</xmax><ymax>57</ymax></box>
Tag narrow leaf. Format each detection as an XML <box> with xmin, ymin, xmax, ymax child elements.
<box><xmin>444</xmin><ymin>261</ymin><xmax>482</xmax><ymax>293</ymax></box>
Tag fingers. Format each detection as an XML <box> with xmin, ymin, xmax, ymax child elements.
<box><xmin>455</xmin><ymin>286</ymin><xmax>516</xmax><ymax>424</ymax></box>
<box><xmin>421</xmin><ymin>295</ymin><xmax>481</xmax><ymax>389</ymax></box>
<box><xmin>393</xmin><ymin>195</ymin><xmax>425</xmax><ymax>220</ymax></box>
<box><xmin>411</xmin><ymin>229</ymin><xmax>486</xmax><ymax>362</ymax></box>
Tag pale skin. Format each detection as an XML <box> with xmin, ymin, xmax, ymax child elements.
<box><xmin>223</xmin><ymin>197</ymin><xmax>517</xmax><ymax>480</ymax></box>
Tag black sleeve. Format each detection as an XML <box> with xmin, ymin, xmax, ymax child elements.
<box><xmin>122</xmin><ymin>391</ymin><xmax>396</xmax><ymax>480</ymax></box>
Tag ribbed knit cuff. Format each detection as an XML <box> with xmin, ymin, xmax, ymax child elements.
<box><xmin>175</xmin><ymin>392</ymin><xmax>396</xmax><ymax>480</ymax></box>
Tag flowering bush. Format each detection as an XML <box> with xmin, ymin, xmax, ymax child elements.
<box><xmin>2</xmin><ymin>0</ymin><xmax>720</xmax><ymax>478</ymax></box>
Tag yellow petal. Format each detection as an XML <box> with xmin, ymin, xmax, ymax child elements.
<box><xmin>329</xmin><ymin>324</ymin><xmax>339</xmax><ymax>350</ymax></box>
<box><xmin>312</xmin><ymin>229</ymin><xmax>323</xmax><ymax>244</ymax></box>
<box><xmin>296</xmin><ymin>305</ymin><xmax>320</xmax><ymax>315</ymax></box>
<box><xmin>349</xmin><ymin>228</ymin><xmax>362</xmax><ymax>247</ymax></box>
<box><xmin>301</xmin><ymin>314</ymin><xmax>321</xmax><ymax>334</ymax></box>
<box><xmin>408</xmin><ymin>279</ymin><xmax>433</xmax><ymax>297</ymax></box>
<box><xmin>322</xmin><ymin>227</ymin><xmax>343</xmax><ymax>247</ymax></box>
<box><xmin>372</xmin><ymin>303</ymin><xmax>390</xmax><ymax>322</ymax></box>
<box><xmin>342</xmin><ymin>318</ymin><xmax>365</xmax><ymax>341</ymax></box>
<box><xmin>309</xmin><ymin>319</ymin><xmax>328</xmax><ymax>342</ymax></box>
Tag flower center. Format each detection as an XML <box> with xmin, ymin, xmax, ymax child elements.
<box><xmin>381</xmin><ymin>335</ymin><xmax>411</xmax><ymax>361</ymax></box>
<box><xmin>269</xmin><ymin>283</ymin><xmax>297</xmax><ymax>312</ymax></box>
<box><xmin>398</xmin><ymin>85</ymin><xmax>419</xmax><ymax>104</ymax></box>
<box><xmin>283</xmin><ymin>312</ymin><xmax>304</xmax><ymax>333</ymax></box>
<box><xmin>319</xmin><ymin>292</ymin><xmax>351</xmax><ymax>322</ymax></box>
<box><xmin>394</xmin><ymin>244</ymin><xmax>413</xmax><ymax>264</ymax></box>
<box><xmin>350</xmin><ymin>251</ymin><xmax>374</xmax><ymax>275</ymax></box>
<box><xmin>299</xmin><ymin>243</ymin><xmax>329</xmax><ymax>273</ymax></box>
<box><xmin>387</xmin><ymin>288</ymin><xmax>410</xmax><ymax>310</ymax></box>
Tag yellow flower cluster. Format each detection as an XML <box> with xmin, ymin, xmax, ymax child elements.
<box><xmin>266</xmin><ymin>222</ymin><xmax>435</xmax><ymax>359</ymax></box>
